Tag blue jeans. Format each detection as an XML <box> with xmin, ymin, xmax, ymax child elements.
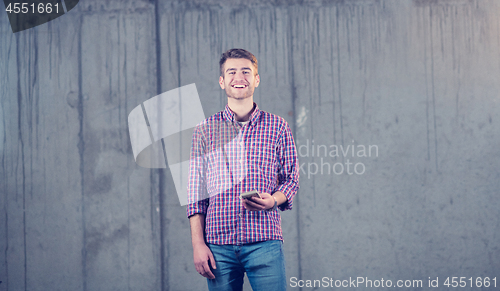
<box><xmin>207</xmin><ymin>240</ymin><xmax>286</xmax><ymax>291</ymax></box>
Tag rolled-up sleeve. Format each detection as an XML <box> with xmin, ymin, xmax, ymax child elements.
<box><xmin>275</xmin><ymin>121</ymin><xmax>300</xmax><ymax>211</ymax></box>
<box><xmin>186</xmin><ymin>124</ymin><xmax>209</xmax><ymax>217</ymax></box>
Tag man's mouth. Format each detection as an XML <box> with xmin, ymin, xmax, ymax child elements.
<box><xmin>231</xmin><ymin>84</ymin><xmax>248</xmax><ymax>89</ymax></box>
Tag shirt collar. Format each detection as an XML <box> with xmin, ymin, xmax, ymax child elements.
<box><xmin>223</xmin><ymin>102</ymin><xmax>261</xmax><ymax>127</ymax></box>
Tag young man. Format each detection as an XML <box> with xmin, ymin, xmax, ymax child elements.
<box><xmin>187</xmin><ymin>48</ymin><xmax>299</xmax><ymax>291</ymax></box>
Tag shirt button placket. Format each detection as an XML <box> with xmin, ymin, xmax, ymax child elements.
<box><xmin>238</xmin><ymin>137</ymin><xmax>244</xmax><ymax>181</ymax></box>
<box><xmin>237</xmin><ymin>208</ymin><xmax>244</xmax><ymax>245</ymax></box>
<box><xmin>237</xmin><ymin>125</ymin><xmax>247</xmax><ymax>245</ymax></box>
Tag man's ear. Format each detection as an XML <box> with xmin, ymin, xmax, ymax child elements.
<box><xmin>219</xmin><ymin>76</ymin><xmax>225</xmax><ymax>89</ymax></box>
<box><xmin>255</xmin><ymin>74</ymin><xmax>260</xmax><ymax>88</ymax></box>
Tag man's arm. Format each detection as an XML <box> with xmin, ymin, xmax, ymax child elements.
<box><xmin>273</xmin><ymin>120</ymin><xmax>300</xmax><ymax>210</ymax></box>
<box><xmin>187</xmin><ymin>123</ymin><xmax>215</xmax><ymax>279</ymax></box>
<box><xmin>189</xmin><ymin>213</ymin><xmax>216</xmax><ymax>279</ymax></box>
<box><xmin>244</xmin><ymin>119</ymin><xmax>299</xmax><ymax>211</ymax></box>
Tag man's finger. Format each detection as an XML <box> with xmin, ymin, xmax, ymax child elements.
<box><xmin>208</xmin><ymin>251</ymin><xmax>216</xmax><ymax>269</ymax></box>
<box><xmin>242</xmin><ymin>199</ymin><xmax>257</xmax><ymax>209</ymax></box>
<box><xmin>245</xmin><ymin>199</ymin><xmax>265</xmax><ymax>209</ymax></box>
<box><xmin>197</xmin><ymin>263</ymin><xmax>206</xmax><ymax>275</ymax></box>
<box><xmin>195</xmin><ymin>265</ymin><xmax>202</xmax><ymax>274</ymax></box>
<box><xmin>242</xmin><ymin>201</ymin><xmax>264</xmax><ymax>211</ymax></box>
<box><xmin>202</xmin><ymin>261</ymin><xmax>215</xmax><ymax>279</ymax></box>
<box><xmin>250</xmin><ymin>196</ymin><xmax>268</xmax><ymax>206</ymax></box>
<box><xmin>244</xmin><ymin>198</ymin><xmax>261</xmax><ymax>207</ymax></box>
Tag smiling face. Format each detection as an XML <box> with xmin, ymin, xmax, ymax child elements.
<box><xmin>219</xmin><ymin>58</ymin><xmax>260</xmax><ymax>100</ymax></box>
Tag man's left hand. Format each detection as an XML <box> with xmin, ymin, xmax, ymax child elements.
<box><xmin>242</xmin><ymin>192</ymin><xmax>275</xmax><ymax>211</ymax></box>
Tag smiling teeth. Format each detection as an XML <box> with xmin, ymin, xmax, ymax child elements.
<box><xmin>233</xmin><ymin>85</ymin><xmax>246</xmax><ymax>88</ymax></box>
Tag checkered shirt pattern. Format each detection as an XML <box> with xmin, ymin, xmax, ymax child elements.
<box><xmin>186</xmin><ymin>103</ymin><xmax>300</xmax><ymax>245</ymax></box>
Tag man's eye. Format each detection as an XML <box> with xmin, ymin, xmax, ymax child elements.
<box><xmin>243</xmin><ymin>71</ymin><xmax>249</xmax><ymax>74</ymax></box>
<box><xmin>229</xmin><ymin>72</ymin><xmax>235</xmax><ymax>75</ymax></box>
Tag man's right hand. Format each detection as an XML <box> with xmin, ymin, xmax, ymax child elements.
<box><xmin>193</xmin><ymin>242</ymin><xmax>216</xmax><ymax>279</ymax></box>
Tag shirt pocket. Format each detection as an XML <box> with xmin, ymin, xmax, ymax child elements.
<box><xmin>205</xmin><ymin>148</ymin><xmax>233</xmax><ymax>194</ymax></box>
<box><xmin>248</xmin><ymin>142</ymin><xmax>277</xmax><ymax>186</ymax></box>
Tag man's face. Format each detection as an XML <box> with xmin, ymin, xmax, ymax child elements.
<box><xmin>219</xmin><ymin>58</ymin><xmax>260</xmax><ymax>100</ymax></box>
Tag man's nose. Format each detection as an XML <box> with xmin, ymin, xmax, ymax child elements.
<box><xmin>234</xmin><ymin>71</ymin><xmax>246</xmax><ymax>79</ymax></box>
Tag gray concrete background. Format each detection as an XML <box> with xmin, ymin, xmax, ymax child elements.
<box><xmin>1</xmin><ymin>0</ymin><xmax>500</xmax><ymax>290</ymax></box>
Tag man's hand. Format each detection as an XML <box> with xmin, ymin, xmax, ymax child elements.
<box><xmin>193</xmin><ymin>242</ymin><xmax>216</xmax><ymax>279</ymax></box>
<box><xmin>242</xmin><ymin>192</ymin><xmax>275</xmax><ymax>211</ymax></box>
<box><xmin>189</xmin><ymin>214</ymin><xmax>216</xmax><ymax>279</ymax></box>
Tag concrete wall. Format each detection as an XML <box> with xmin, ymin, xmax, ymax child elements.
<box><xmin>1</xmin><ymin>0</ymin><xmax>499</xmax><ymax>290</ymax></box>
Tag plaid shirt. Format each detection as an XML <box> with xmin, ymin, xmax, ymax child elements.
<box><xmin>186</xmin><ymin>103</ymin><xmax>299</xmax><ymax>245</ymax></box>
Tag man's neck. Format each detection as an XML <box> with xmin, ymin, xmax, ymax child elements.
<box><xmin>227</xmin><ymin>98</ymin><xmax>255</xmax><ymax>122</ymax></box>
